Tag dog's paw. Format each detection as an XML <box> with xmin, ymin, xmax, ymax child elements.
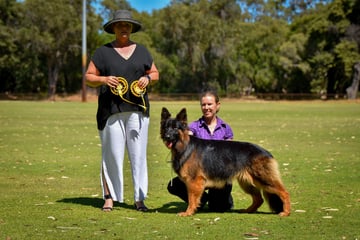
<box><xmin>278</xmin><ymin>211</ymin><xmax>290</xmax><ymax>217</ymax></box>
<box><xmin>177</xmin><ymin>211</ymin><xmax>193</xmax><ymax>217</ymax></box>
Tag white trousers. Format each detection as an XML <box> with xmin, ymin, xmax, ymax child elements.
<box><xmin>99</xmin><ymin>112</ymin><xmax>149</xmax><ymax>203</ymax></box>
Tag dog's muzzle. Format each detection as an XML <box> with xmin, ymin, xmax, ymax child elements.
<box><xmin>162</xmin><ymin>128</ymin><xmax>179</xmax><ymax>149</ymax></box>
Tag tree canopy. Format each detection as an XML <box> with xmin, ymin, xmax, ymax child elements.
<box><xmin>1</xmin><ymin>0</ymin><xmax>359</xmax><ymax>99</ymax></box>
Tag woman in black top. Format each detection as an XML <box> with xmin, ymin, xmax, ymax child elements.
<box><xmin>86</xmin><ymin>10</ymin><xmax>159</xmax><ymax>212</ymax></box>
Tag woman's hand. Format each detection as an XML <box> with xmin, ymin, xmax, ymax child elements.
<box><xmin>137</xmin><ymin>76</ymin><xmax>150</xmax><ymax>89</ymax></box>
<box><xmin>104</xmin><ymin>76</ymin><xmax>120</xmax><ymax>88</ymax></box>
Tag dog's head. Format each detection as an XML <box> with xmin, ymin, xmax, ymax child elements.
<box><xmin>160</xmin><ymin>107</ymin><xmax>188</xmax><ymax>149</ymax></box>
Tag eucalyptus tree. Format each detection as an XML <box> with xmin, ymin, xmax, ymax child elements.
<box><xmin>154</xmin><ymin>0</ymin><xmax>245</xmax><ymax>93</ymax></box>
<box><xmin>155</xmin><ymin>1</ymin><xmax>210</xmax><ymax>92</ymax></box>
<box><xmin>14</xmin><ymin>0</ymin><xmax>101</xmax><ymax>99</ymax></box>
<box><xmin>98</xmin><ymin>0</ymin><xmax>132</xmax><ymax>22</ymax></box>
<box><xmin>0</xmin><ymin>0</ymin><xmax>28</xmax><ymax>93</ymax></box>
<box><xmin>277</xmin><ymin>33</ymin><xmax>311</xmax><ymax>93</ymax></box>
<box><xmin>237</xmin><ymin>16</ymin><xmax>289</xmax><ymax>93</ymax></box>
<box><xmin>291</xmin><ymin>0</ymin><xmax>360</xmax><ymax>96</ymax></box>
<box><xmin>204</xmin><ymin>0</ymin><xmax>243</xmax><ymax>95</ymax></box>
<box><xmin>241</xmin><ymin>0</ymin><xmax>333</xmax><ymax>22</ymax></box>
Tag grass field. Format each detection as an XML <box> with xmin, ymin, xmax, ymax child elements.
<box><xmin>0</xmin><ymin>99</ymin><xmax>359</xmax><ymax>240</ymax></box>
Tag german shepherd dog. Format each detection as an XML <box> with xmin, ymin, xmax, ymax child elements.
<box><xmin>160</xmin><ymin>107</ymin><xmax>291</xmax><ymax>217</ymax></box>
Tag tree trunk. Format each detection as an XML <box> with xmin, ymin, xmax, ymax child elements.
<box><xmin>47</xmin><ymin>51</ymin><xmax>61</xmax><ymax>101</ymax></box>
<box><xmin>346</xmin><ymin>62</ymin><xmax>360</xmax><ymax>99</ymax></box>
<box><xmin>48</xmin><ymin>63</ymin><xmax>59</xmax><ymax>101</ymax></box>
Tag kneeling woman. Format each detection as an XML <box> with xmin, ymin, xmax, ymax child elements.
<box><xmin>167</xmin><ymin>90</ymin><xmax>234</xmax><ymax>212</ymax></box>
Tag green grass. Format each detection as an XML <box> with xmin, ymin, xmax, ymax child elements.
<box><xmin>0</xmin><ymin>100</ymin><xmax>359</xmax><ymax>240</ymax></box>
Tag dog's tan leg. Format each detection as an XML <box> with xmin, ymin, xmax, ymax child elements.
<box><xmin>278</xmin><ymin>189</ymin><xmax>291</xmax><ymax>217</ymax></box>
<box><xmin>238</xmin><ymin>181</ymin><xmax>264</xmax><ymax>213</ymax></box>
<box><xmin>178</xmin><ymin>177</ymin><xmax>205</xmax><ymax>217</ymax></box>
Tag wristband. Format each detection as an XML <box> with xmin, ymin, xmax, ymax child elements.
<box><xmin>146</xmin><ymin>75</ymin><xmax>151</xmax><ymax>82</ymax></box>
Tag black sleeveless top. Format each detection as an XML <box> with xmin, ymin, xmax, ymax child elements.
<box><xmin>91</xmin><ymin>43</ymin><xmax>153</xmax><ymax>130</ymax></box>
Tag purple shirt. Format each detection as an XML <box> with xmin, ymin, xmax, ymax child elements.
<box><xmin>188</xmin><ymin>116</ymin><xmax>233</xmax><ymax>140</ymax></box>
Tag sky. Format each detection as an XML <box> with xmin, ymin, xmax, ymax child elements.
<box><xmin>128</xmin><ymin>0</ymin><xmax>171</xmax><ymax>12</ymax></box>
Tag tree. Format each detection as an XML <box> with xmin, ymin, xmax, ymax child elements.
<box><xmin>19</xmin><ymin>0</ymin><xmax>82</xmax><ymax>99</ymax></box>
<box><xmin>346</xmin><ymin>62</ymin><xmax>360</xmax><ymax>99</ymax></box>
<box><xmin>0</xmin><ymin>0</ymin><xmax>23</xmax><ymax>93</ymax></box>
<box><xmin>1</xmin><ymin>0</ymin><xmax>358</xmax><ymax>98</ymax></box>
<box><xmin>278</xmin><ymin>33</ymin><xmax>311</xmax><ymax>93</ymax></box>
<box><xmin>290</xmin><ymin>0</ymin><xmax>360</xmax><ymax>97</ymax></box>
<box><xmin>237</xmin><ymin>16</ymin><xmax>289</xmax><ymax>93</ymax></box>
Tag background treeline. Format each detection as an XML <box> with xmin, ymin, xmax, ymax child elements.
<box><xmin>1</xmin><ymin>0</ymin><xmax>359</xmax><ymax>99</ymax></box>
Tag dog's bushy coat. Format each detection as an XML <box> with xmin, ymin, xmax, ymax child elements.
<box><xmin>161</xmin><ymin>107</ymin><xmax>291</xmax><ymax>217</ymax></box>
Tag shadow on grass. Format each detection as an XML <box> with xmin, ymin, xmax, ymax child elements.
<box><xmin>57</xmin><ymin>197</ymin><xmax>104</xmax><ymax>209</ymax></box>
<box><xmin>153</xmin><ymin>201</ymin><xmax>187</xmax><ymax>214</ymax></box>
<box><xmin>56</xmin><ymin>198</ymin><xmax>186</xmax><ymax>213</ymax></box>
<box><xmin>57</xmin><ymin>197</ymin><xmax>136</xmax><ymax>210</ymax></box>
<box><xmin>152</xmin><ymin>202</ymin><xmax>274</xmax><ymax>215</ymax></box>
<box><xmin>57</xmin><ymin>198</ymin><xmax>275</xmax><ymax>215</ymax></box>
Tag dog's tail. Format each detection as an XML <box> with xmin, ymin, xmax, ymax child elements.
<box><xmin>263</xmin><ymin>191</ymin><xmax>284</xmax><ymax>213</ymax></box>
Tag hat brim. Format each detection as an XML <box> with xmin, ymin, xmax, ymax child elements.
<box><xmin>103</xmin><ymin>19</ymin><xmax>142</xmax><ymax>34</ymax></box>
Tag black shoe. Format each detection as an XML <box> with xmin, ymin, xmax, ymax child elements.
<box><xmin>134</xmin><ymin>202</ymin><xmax>148</xmax><ymax>212</ymax></box>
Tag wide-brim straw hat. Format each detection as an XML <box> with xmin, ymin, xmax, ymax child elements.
<box><xmin>103</xmin><ymin>10</ymin><xmax>142</xmax><ymax>34</ymax></box>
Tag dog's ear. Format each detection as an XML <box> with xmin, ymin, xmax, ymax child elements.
<box><xmin>176</xmin><ymin>108</ymin><xmax>188</xmax><ymax>127</ymax></box>
<box><xmin>161</xmin><ymin>107</ymin><xmax>171</xmax><ymax>121</ymax></box>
